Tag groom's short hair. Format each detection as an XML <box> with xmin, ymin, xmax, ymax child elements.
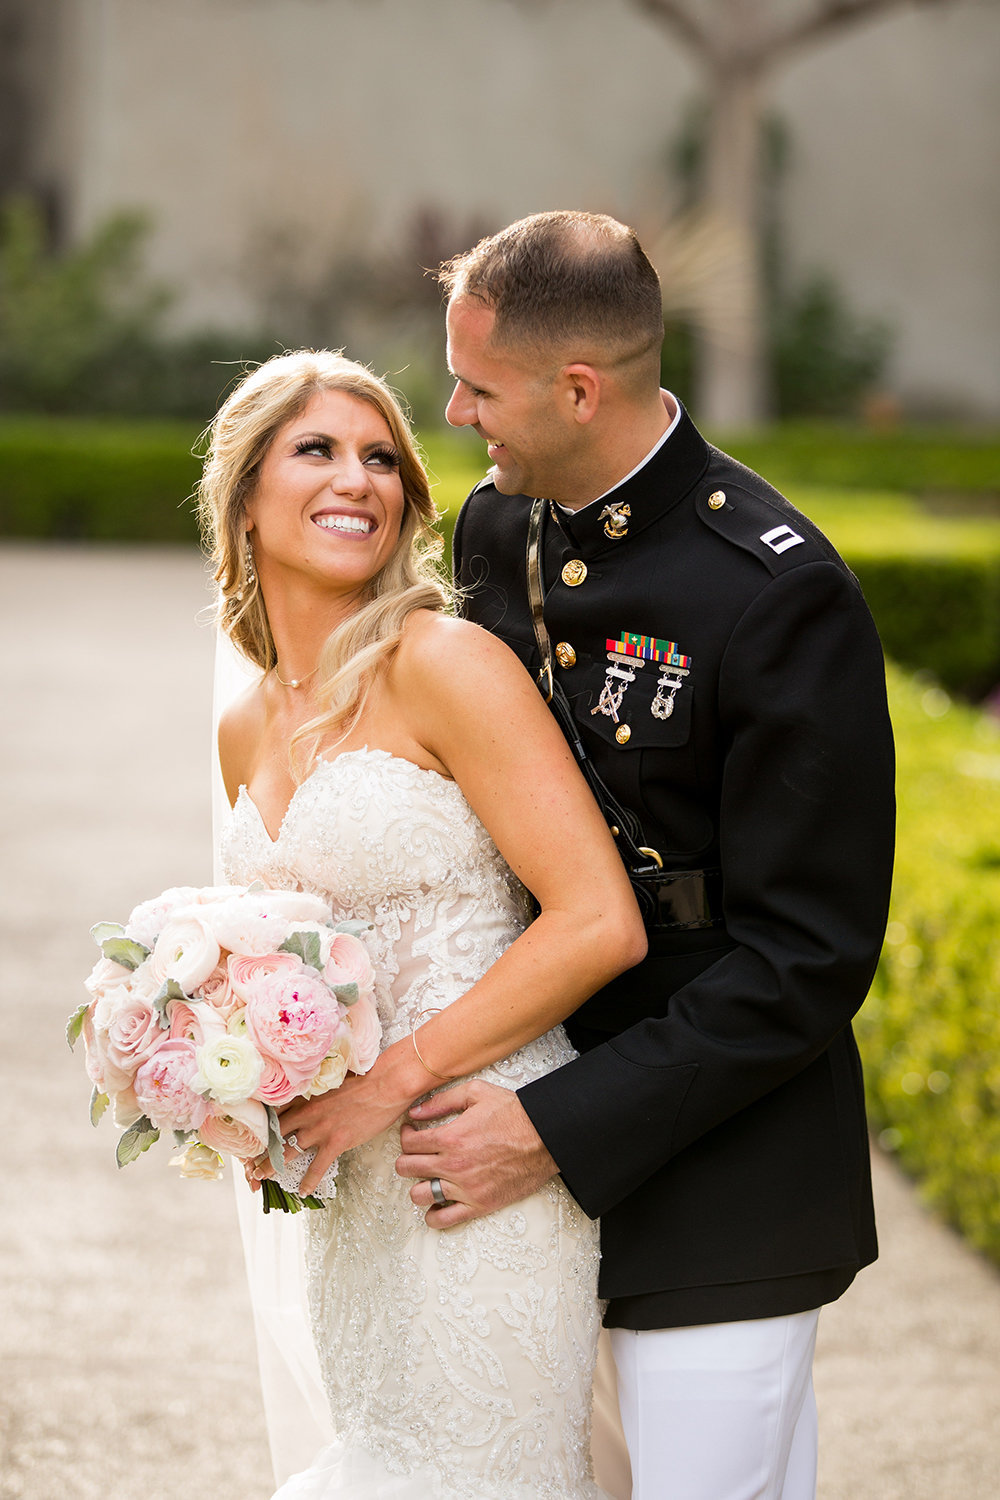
<box><xmin>438</xmin><ymin>211</ymin><xmax>664</xmax><ymax>381</ymax></box>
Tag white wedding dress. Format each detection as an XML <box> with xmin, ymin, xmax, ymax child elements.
<box><xmin>220</xmin><ymin>748</ymin><xmax>611</xmax><ymax>1499</ymax></box>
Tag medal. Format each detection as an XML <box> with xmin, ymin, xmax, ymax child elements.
<box><xmin>591</xmin><ymin>649</ymin><xmax>644</xmax><ymax>723</ymax></box>
<box><xmin>651</xmin><ymin>666</ymin><xmax>689</xmax><ymax>719</ymax></box>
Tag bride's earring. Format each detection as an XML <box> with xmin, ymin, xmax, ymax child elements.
<box><xmin>237</xmin><ymin>534</ymin><xmax>256</xmax><ymax>601</ymax></box>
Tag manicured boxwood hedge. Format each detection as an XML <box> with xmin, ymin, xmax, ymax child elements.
<box><xmin>719</xmin><ymin>423</ymin><xmax>1000</xmax><ymax>501</ymax></box>
<box><xmin>3</xmin><ymin>418</ymin><xmax>1000</xmax><ymax>695</ymax></box>
<box><xmin>858</xmin><ymin>664</ymin><xmax>1000</xmax><ymax>1264</ymax></box>
<box><xmin>0</xmin><ymin>416</ymin><xmax>202</xmax><ymax>542</ymax></box>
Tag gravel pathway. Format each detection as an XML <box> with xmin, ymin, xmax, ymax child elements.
<box><xmin>2</xmin><ymin>543</ymin><xmax>997</xmax><ymax>1499</ymax></box>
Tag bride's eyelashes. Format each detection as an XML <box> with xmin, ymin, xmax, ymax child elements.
<box><xmin>293</xmin><ymin>436</ymin><xmax>401</xmax><ymax>470</ymax></box>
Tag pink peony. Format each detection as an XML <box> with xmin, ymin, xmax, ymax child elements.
<box><xmin>227</xmin><ymin>950</ymin><xmax>300</xmax><ymax>1006</ymax></box>
<box><xmin>134</xmin><ymin>1039</ymin><xmax>209</xmax><ymax>1132</ymax></box>
<box><xmin>243</xmin><ymin>966</ymin><xmax>344</xmax><ymax>1079</ymax></box>
<box><xmin>344</xmin><ymin>993</ymin><xmax>382</xmax><ymax>1074</ymax></box>
<box><xmin>149</xmin><ymin>913</ymin><xmax>221</xmax><ymax>993</ymax></box>
<box><xmin>199</xmin><ymin>1098</ymin><xmax>268</xmax><ymax>1158</ymax></box>
<box><xmin>323</xmin><ymin>933</ymin><xmax>375</xmax><ymax>998</ymax></box>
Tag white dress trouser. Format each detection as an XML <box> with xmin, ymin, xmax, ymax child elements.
<box><xmin>607</xmin><ymin>1309</ymin><xmax>820</xmax><ymax>1500</ymax></box>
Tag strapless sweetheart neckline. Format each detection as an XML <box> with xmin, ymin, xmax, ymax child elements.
<box><xmin>237</xmin><ymin>746</ymin><xmax>456</xmax><ymax>845</ymax></box>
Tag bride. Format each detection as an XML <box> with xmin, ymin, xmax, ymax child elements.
<box><xmin>199</xmin><ymin>349</ymin><xmax>645</xmax><ymax>1498</ymax></box>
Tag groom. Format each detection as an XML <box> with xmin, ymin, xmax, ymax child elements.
<box><xmin>397</xmin><ymin>211</ymin><xmax>895</xmax><ymax>1498</ymax></box>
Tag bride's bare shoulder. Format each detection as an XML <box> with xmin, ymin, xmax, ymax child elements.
<box><xmin>397</xmin><ymin>609</ymin><xmax>520</xmax><ymax>675</ymax></box>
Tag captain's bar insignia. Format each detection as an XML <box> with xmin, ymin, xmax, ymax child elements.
<box><xmin>599</xmin><ymin>502</ymin><xmax>631</xmax><ymax>539</ymax></box>
<box><xmin>760</xmin><ymin>524</ymin><xmax>804</xmax><ymax>555</ymax></box>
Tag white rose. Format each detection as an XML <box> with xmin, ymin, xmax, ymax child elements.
<box><xmin>149</xmin><ymin>913</ymin><xmax>221</xmax><ymax>992</ymax></box>
<box><xmin>191</xmin><ymin>1033</ymin><xmax>263</xmax><ymax>1104</ymax></box>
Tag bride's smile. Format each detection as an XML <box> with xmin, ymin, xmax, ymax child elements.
<box><xmin>245</xmin><ymin>388</ymin><xmax>405</xmax><ymax>601</ymax></box>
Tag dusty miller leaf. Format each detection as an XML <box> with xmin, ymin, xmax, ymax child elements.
<box><xmin>331</xmin><ymin>982</ymin><xmax>359</xmax><ymax>1007</ymax></box>
<box><xmin>90</xmin><ymin>921</ymin><xmax>125</xmax><ymax>947</ymax></box>
<box><xmin>100</xmin><ymin>936</ymin><xmax>150</xmax><ymax>972</ymax></box>
<box><xmin>152</xmin><ymin>978</ymin><xmax>186</xmax><ymax>1029</ymax></box>
<box><xmin>66</xmin><ymin>1002</ymin><xmax>89</xmax><ymax>1050</ymax></box>
<box><xmin>279</xmin><ymin>930</ymin><xmax>323</xmax><ymax>971</ymax></box>
<box><xmin>116</xmin><ymin>1115</ymin><xmax>160</xmax><ymax>1169</ymax></box>
<box><xmin>265</xmin><ymin>1106</ymin><xmax>284</xmax><ymax>1174</ymax></box>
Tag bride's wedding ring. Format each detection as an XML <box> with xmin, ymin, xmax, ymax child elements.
<box><xmin>429</xmin><ymin>1177</ymin><xmax>448</xmax><ymax>1207</ymax></box>
<box><xmin>286</xmin><ymin>1133</ymin><xmax>301</xmax><ymax>1152</ymax></box>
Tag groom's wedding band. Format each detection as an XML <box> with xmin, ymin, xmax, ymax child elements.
<box><xmin>429</xmin><ymin>1177</ymin><xmax>448</xmax><ymax>1207</ymax></box>
<box><xmin>286</xmin><ymin>1133</ymin><xmax>301</xmax><ymax>1152</ymax></box>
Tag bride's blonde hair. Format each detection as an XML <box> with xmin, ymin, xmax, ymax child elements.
<box><xmin>197</xmin><ymin>349</ymin><xmax>450</xmax><ymax>776</ymax></box>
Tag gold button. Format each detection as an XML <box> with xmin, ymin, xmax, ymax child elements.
<box><xmin>561</xmin><ymin>559</ymin><xmax>587</xmax><ymax>587</ymax></box>
<box><xmin>708</xmin><ymin>490</ymin><xmax>726</xmax><ymax>510</ymax></box>
<box><xmin>555</xmin><ymin>642</ymin><xmax>576</xmax><ymax>669</ymax></box>
<box><xmin>615</xmin><ymin>724</ymin><xmax>631</xmax><ymax>745</ymax></box>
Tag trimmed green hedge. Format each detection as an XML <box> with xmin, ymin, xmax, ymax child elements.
<box><xmin>858</xmin><ymin>664</ymin><xmax>1000</xmax><ymax>1264</ymax></box>
<box><xmin>0</xmin><ymin>416</ymin><xmax>202</xmax><ymax>542</ymax></box>
<box><xmin>718</xmin><ymin>423</ymin><xmax>1000</xmax><ymax>500</ymax></box>
<box><xmin>791</xmin><ymin>490</ymin><xmax>1000</xmax><ymax>697</ymax></box>
<box><xmin>3</xmin><ymin>419</ymin><xmax>1000</xmax><ymax>695</ymax></box>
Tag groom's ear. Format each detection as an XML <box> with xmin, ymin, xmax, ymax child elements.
<box><xmin>557</xmin><ymin>363</ymin><xmax>601</xmax><ymax>425</ymax></box>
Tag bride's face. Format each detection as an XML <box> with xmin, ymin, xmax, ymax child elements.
<box><xmin>245</xmin><ymin>389</ymin><xmax>406</xmax><ymax>598</ymax></box>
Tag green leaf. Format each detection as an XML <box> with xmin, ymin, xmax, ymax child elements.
<box><xmin>66</xmin><ymin>1002</ymin><xmax>89</xmax><ymax>1050</ymax></box>
<box><xmin>90</xmin><ymin>921</ymin><xmax>125</xmax><ymax>947</ymax></box>
<box><xmin>279</xmin><ymin>930</ymin><xmax>323</xmax><ymax>971</ymax></box>
<box><xmin>100</xmin><ymin>936</ymin><xmax>150</xmax><ymax>972</ymax></box>
<box><xmin>265</xmin><ymin>1105</ymin><xmax>284</xmax><ymax>1174</ymax></box>
<box><xmin>90</xmin><ymin>1086</ymin><xmax>109</xmax><ymax>1127</ymax></box>
<box><xmin>152</xmin><ymin>977</ymin><xmax>186</xmax><ymax>1029</ymax></box>
<box><xmin>332</xmin><ymin>919</ymin><xmax>373</xmax><ymax>939</ymax></box>
<box><xmin>173</xmin><ymin>1128</ymin><xmax>194</xmax><ymax>1147</ymax></box>
<box><xmin>331</xmin><ymin>982</ymin><xmax>359</xmax><ymax>1007</ymax></box>
<box><xmin>246</xmin><ymin>879</ymin><xmax>265</xmax><ymax>894</ymax></box>
<box><xmin>115</xmin><ymin>1115</ymin><xmax>160</xmax><ymax>1168</ymax></box>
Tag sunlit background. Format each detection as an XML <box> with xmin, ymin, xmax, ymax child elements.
<box><xmin>2</xmin><ymin>3</ymin><xmax>999</xmax><ymax>1497</ymax></box>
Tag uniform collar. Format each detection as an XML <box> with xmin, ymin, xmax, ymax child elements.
<box><xmin>548</xmin><ymin>403</ymin><xmax>710</xmax><ymax>556</ymax></box>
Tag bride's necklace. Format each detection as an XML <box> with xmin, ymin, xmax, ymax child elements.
<box><xmin>273</xmin><ymin>664</ymin><xmax>318</xmax><ymax>689</ymax></box>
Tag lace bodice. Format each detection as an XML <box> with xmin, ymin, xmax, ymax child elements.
<box><xmin>221</xmin><ymin>749</ymin><xmax>606</xmax><ymax>1499</ymax></box>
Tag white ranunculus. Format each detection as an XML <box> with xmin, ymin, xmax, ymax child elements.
<box><xmin>149</xmin><ymin>913</ymin><xmax>221</xmax><ymax>992</ymax></box>
<box><xmin>302</xmin><ymin>1038</ymin><xmax>351</xmax><ymax>1098</ymax></box>
<box><xmin>191</xmin><ymin>1033</ymin><xmax>263</xmax><ymax>1105</ymax></box>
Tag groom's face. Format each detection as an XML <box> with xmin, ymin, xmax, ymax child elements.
<box><xmin>445</xmin><ymin>296</ymin><xmax>576</xmax><ymax>500</ymax></box>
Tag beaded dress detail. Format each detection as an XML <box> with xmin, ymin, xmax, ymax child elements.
<box><xmin>221</xmin><ymin>749</ymin><xmax>606</xmax><ymax>1499</ymax></box>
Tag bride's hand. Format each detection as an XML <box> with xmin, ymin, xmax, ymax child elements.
<box><xmin>278</xmin><ymin>1058</ymin><xmax>419</xmax><ymax>1196</ymax></box>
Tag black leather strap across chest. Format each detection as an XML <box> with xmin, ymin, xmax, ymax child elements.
<box><xmin>526</xmin><ymin>498</ymin><xmax>723</xmax><ymax>934</ymax></box>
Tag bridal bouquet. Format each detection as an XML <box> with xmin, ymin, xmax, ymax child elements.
<box><xmin>67</xmin><ymin>882</ymin><xmax>381</xmax><ymax>1212</ymax></box>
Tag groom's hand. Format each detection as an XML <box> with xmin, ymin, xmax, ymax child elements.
<box><xmin>396</xmin><ymin>1080</ymin><xmax>557</xmax><ymax>1228</ymax></box>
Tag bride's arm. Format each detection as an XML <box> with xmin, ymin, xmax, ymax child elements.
<box><xmin>278</xmin><ymin>613</ymin><xmax>646</xmax><ymax>1193</ymax></box>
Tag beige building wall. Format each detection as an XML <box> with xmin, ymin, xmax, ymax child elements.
<box><xmin>42</xmin><ymin>0</ymin><xmax>1000</xmax><ymax>418</ymax></box>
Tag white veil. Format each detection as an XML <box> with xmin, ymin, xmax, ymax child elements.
<box><xmin>212</xmin><ymin>629</ymin><xmax>335</xmax><ymax>1486</ymax></box>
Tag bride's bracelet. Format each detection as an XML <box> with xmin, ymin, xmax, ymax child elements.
<box><xmin>411</xmin><ymin>1008</ymin><xmax>458</xmax><ymax>1082</ymax></box>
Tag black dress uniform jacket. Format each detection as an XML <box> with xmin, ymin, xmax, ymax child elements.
<box><xmin>453</xmin><ymin>406</ymin><xmax>896</xmax><ymax>1330</ymax></box>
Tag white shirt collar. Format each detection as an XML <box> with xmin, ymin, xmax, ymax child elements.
<box><xmin>557</xmin><ymin>392</ymin><xmax>682</xmax><ymax>515</ymax></box>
